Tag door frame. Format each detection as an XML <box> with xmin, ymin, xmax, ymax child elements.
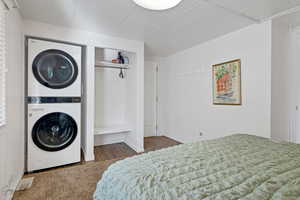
<box><xmin>155</xmin><ymin>63</ymin><xmax>158</xmax><ymax>136</ymax></box>
<box><xmin>144</xmin><ymin>61</ymin><xmax>159</xmax><ymax>137</ymax></box>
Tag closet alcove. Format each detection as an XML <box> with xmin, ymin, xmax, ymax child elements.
<box><xmin>94</xmin><ymin>47</ymin><xmax>139</xmax><ymax>149</ymax></box>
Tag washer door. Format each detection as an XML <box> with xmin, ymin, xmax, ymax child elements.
<box><xmin>32</xmin><ymin>49</ymin><xmax>78</xmax><ymax>89</ymax></box>
<box><xmin>32</xmin><ymin>112</ymin><xmax>78</xmax><ymax>152</ymax></box>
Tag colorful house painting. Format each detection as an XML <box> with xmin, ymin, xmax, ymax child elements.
<box><xmin>216</xmin><ymin>73</ymin><xmax>232</xmax><ymax>94</ymax></box>
<box><xmin>213</xmin><ymin>59</ymin><xmax>241</xmax><ymax>105</ymax></box>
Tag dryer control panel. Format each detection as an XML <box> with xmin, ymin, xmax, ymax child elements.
<box><xmin>27</xmin><ymin>97</ymin><xmax>81</xmax><ymax>104</ymax></box>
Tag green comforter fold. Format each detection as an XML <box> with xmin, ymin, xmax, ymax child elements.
<box><xmin>94</xmin><ymin>134</ymin><xmax>300</xmax><ymax>200</ymax></box>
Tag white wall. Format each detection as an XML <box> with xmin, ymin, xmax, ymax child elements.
<box><xmin>158</xmin><ymin>21</ymin><xmax>272</xmax><ymax>143</ymax></box>
<box><xmin>0</xmin><ymin>8</ymin><xmax>24</xmax><ymax>200</ymax></box>
<box><xmin>95</xmin><ymin>68</ymin><xmax>128</xmax><ymax>127</ymax></box>
<box><xmin>23</xmin><ymin>20</ymin><xmax>145</xmax><ymax>159</ymax></box>
<box><xmin>271</xmin><ymin>20</ymin><xmax>300</xmax><ymax>143</ymax></box>
<box><xmin>95</xmin><ymin>67</ymin><xmax>127</xmax><ymax>128</ymax></box>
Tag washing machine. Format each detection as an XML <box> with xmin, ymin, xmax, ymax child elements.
<box><xmin>27</xmin><ymin>38</ymin><xmax>82</xmax><ymax>97</ymax></box>
<box><xmin>27</xmin><ymin>97</ymin><xmax>81</xmax><ymax>172</ymax></box>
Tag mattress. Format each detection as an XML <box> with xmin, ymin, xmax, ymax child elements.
<box><xmin>94</xmin><ymin>134</ymin><xmax>300</xmax><ymax>200</ymax></box>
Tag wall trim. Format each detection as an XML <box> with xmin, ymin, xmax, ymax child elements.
<box><xmin>81</xmin><ymin>146</ymin><xmax>95</xmax><ymax>162</ymax></box>
<box><xmin>3</xmin><ymin>172</ymin><xmax>23</xmax><ymax>200</ymax></box>
<box><xmin>125</xmin><ymin>137</ymin><xmax>144</xmax><ymax>153</ymax></box>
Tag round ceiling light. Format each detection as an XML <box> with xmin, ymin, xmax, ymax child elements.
<box><xmin>132</xmin><ymin>0</ymin><xmax>183</xmax><ymax>10</ymax></box>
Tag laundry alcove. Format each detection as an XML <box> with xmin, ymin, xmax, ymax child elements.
<box><xmin>94</xmin><ymin>47</ymin><xmax>139</xmax><ymax>149</ymax></box>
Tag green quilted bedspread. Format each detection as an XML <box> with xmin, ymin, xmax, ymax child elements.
<box><xmin>94</xmin><ymin>134</ymin><xmax>300</xmax><ymax>200</ymax></box>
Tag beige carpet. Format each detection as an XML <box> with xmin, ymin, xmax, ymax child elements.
<box><xmin>13</xmin><ymin>159</ymin><xmax>122</xmax><ymax>200</ymax></box>
<box><xmin>13</xmin><ymin>137</ymin><xmax>180</xmax><ymax>200</ymax></box>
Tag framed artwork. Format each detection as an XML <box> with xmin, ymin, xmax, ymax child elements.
<box><xmin>212</xmin><ymin>59</ymin><xmax>241</xmax><ymax>105</ymax></box>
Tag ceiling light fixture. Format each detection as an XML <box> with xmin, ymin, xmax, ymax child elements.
<box><xmin>132</xmin><ymin>0</ymin><xmax>183</xmax><ymax>11</ymax></box>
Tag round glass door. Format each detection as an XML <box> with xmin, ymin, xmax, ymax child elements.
<box><xmin>32</xmin><ymin>112</ymin><xmax>78</xmax><ymax>152</ymax></box>
<box><xmin>32</xmin><ymin>49</ymin><xmax>78</xmax><ymax>89</ymax></box>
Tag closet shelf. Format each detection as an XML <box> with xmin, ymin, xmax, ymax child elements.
<box><xmin>95</xmin><ymin>61</ymin><xmax>131</xmax><ymax>69</ymax></box>
<box><xmin>94</xmin><ymin>125</ymin><xmax>132</xmax><ymax>135</ymax></box>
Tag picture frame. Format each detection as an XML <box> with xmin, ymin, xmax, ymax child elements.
<box><xmin>212</xmin><ymin>59</ymin><xmax>241</xmax><ymax>105</ymax></box>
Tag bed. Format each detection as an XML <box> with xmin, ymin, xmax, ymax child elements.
<box><xmin>94</xmin><ymin>134</ymin><xmax>300</xmax><ymax>200</ymax></box>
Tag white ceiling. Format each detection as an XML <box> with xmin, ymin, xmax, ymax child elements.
<box><xmin>18</xmin><ymin>0</ymin><xmax>300</xmax><ymax>57</ymax></box>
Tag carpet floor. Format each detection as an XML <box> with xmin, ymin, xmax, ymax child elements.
<box><xmin>13</xmin><ymin>136</ymin><xmax>180</xmax><ymax>200</ymax></box>
<box><xmin>13</xmin><ymin>159</ymin><xmax>121</xmax><ymax>200</ymax></box>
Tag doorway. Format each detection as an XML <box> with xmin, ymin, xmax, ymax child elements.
<box><xmin>144</xmin><ymin>61</ymin><xmax>158</xmax><ymax>137</ymax></box>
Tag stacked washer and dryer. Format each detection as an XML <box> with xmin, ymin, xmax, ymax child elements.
<box><xmin>27</xmin><ymin>39</ymin><xmax>82</xmax><ymax>172</ymax></box>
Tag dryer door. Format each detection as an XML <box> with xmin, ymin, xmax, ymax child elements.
<box><xmin>32</xmin><ymin>49</ymin><xmax>78</xmax><ymax>89</ymax></box>
<box><xmin>32</xmin><ymin>112</ymin><xmax>78</xmax><ymax>152</ymax></box>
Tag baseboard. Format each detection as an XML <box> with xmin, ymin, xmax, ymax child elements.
<box><xmin>3</xmin><ymin>172</ymin><xmax>23</xmax><ymax>200</ymax></box>
<box><xmin>82</xmin><ymin>147</ymin><xmax>95</xmax><ymax>162</ymax></box>
<box><xmin>124</xmin><ymin>138</ymin><xmax>144</xmax><ymax>153</ymax></box>
<box><xmin>162</xmin><ymin>134</ymin><xmax>184</xmax><ymax>144</ymax></box>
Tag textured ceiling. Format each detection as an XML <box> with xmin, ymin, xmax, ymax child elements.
<box><xmin>18</xmin><ymin>0</ymin><xmax>300</xmax><ymax>56</ymax></box>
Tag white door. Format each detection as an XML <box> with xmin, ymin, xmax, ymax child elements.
<box><xmin>144</xmin><ymin>61</ymin><xmax>157</xmax><ymax>137</ymax></box>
